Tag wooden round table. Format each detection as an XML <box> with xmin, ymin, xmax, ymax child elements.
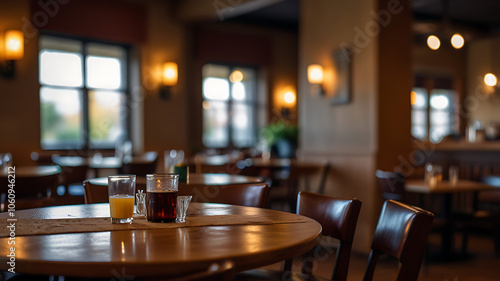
<box><xmin>0</xmin><ymin>203</ymin><xmax>321</xmax><ymax>278</ymax></box>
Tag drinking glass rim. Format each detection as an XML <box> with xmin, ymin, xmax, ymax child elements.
<box><xmin>108</xmin><ymin>174</ymin><xmax>136</xmax><ymax>180</ymax></box>
<box><xmin>146</xmin><ymin>173</ymin><xmax>179</xmax><ymax>179</ymax></box>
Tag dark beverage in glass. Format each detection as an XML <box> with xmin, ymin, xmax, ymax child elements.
<box><xmin>146</xmin><ymin>191</ymin><xmax>177</xmax><ymax>222</ymax></box>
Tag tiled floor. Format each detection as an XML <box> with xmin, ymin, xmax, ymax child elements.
<box><xmin>260</xmin><ymin>232</ymin><xmax>500</xmax><ymax>280</ymax></box>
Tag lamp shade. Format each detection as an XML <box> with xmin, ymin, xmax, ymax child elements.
<box><xmin>162</xmin><ymin>62</ymin><xmax>178</xmax><ymax>86</ymax></box>
<box><xmin>307</xmin><ymin>64</ymin><xmax>323</xmax><ymax>84</ymax></box>
<box><xmin>4</xmin><ymin>30</ymin><xmax>24</xmax><ymax>60</ymax></box>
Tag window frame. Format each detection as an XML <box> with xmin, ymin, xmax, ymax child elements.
<box><xmin>39</xmin><ymin>31</ymin><xmax>131</xmax><ymax>151</ymax></box>
<box><xmin>201</xmin><ymin>62</ymin><xmax>259</xmax><ymax>149</ymax></box>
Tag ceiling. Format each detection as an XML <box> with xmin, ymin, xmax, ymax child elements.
<box><xmin>227</xmin><ymin>0</ymin><xmax>500</xmax><ymax>36</ymax></box>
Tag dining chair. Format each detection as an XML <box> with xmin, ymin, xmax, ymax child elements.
<box><xmin>178</xmin><ymin>182</ymin><xmax>270</xmax><ymax>208</ymax></box>
<box><xmin>0</xmin><ymin>166</ymin><xmax>61</xmax><ymax>211</ymax></box>
<box><xmin>270</xmin><ymin>159</ymin><xmax>330</xmax><ymax>212</ymax></box>
<box><xmin>235</xmin><ymin>191</ymin><xmax>362</xmax><ymax>281</ymax></box>
<box><xmin>375</xmin><ymin>170</ymin><xmax>406</xmax><ymax>202</ymax></box>
<box><xmin>119</xmin><ymin>151</ymin><xmax>158</xmax><ymax>177</ymax></box>
<box><xmin>457</xmin><ymin>175</ymin><xmax>500</xmax><ymax>257</ymax></box>
<box><xmin>363</xmin><ymin>200</ymin><xmax>434</xmax><ymax>281</ymax></box>
<box><xmin>83</xmin><ymin>179</ymin><xmax>109</xmax><ymax>204</ymax></box>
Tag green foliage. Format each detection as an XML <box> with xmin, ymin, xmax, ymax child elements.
<box><xmin>260</xmin><ymin>121</ymin><xmax>298</xmax><ymax>146</ymax></box>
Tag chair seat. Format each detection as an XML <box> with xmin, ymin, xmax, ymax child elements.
<box><xmin>235</xmin><ymin>269</ymin><xmax>329</xmax><ymax>281</ymax></box>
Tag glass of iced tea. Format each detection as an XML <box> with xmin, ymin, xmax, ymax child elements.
<box><xmin>108</xmin><ymin>175</ymin><xmax>136</xmax><ymax>224</ymax></box>
<box><xmin>146</xmin><ymin>173</ymin><xmax>179</xmax><ymax>223</ymax></box>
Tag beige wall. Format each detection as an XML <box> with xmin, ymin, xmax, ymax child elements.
<box><xmin>0</xmin><ymin>0</ymin><xmax>41</xmax><ymax>166</ymax></box>
<box><xmin>0</xmin><ymin>0</ymin><xmax>188</xmax><ymax>165</ymax></box>
<box><xmin>299</xmin><ymin>0</ymin><xmax>412</xmax><ymax>252</ymax></box>
<box><xmin>466</xmin><ymin>38</ymin><xmax>500</xmax><ymax>127</ymax></box>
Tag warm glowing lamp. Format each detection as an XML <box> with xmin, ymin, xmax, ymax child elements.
<box><xmin>307</xmin><ymin>64</ymin><xmax>324</xmax><ymax>84</ymax></box>
<box><xmin>427</xmin><ymin>35</ymin><xmax>440</xmax><ymax>50</ymax></box>
<box><xmin>284</xmin><ymin>91</ymin><xmax>296</xmax><ymax>105</ymax></box>
<box><xmin>450</xmin><ymin>33</ymin><xmax>464</xmax><ymax>49</ymax></box>
<box><xmin>1</xmin><ymin>30</ymin><xmax>24</xmax><ymax>78</ymax></box>
<box><xmin>162</xmin><ymin>62</ymin><xmax>178</xmax><ymax>86</ymax></box>
<box><xmin>159</xmin><ymin>62</ymin><xmax>178</xmax><ymax>99</ymax></box>
<box><xmin>484</xmin><ymin>73</ymin><xmax>498</xmax><ymax>87</ymax></box>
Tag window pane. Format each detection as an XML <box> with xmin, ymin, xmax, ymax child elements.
<box><xmin>430</xmin><ymin>111</ymin><xmax>451</xmax><ymax>126</ymax></box>
<box><xmin>40</xmin><ymin>87</ymin><xmax>82</xmax><ymax>148</ymax></box>
<box><xmin>86</xmin><ymin>56</ymin><xmax>122</xmax><ymax>89</ymax></box>
<box><xmin>203</xmin><ymin>101</ymin><xmax>228</xmax><ymax>148</ymax></box>
<box><xmin>411</xmin><ymin>109</ymin><xmax>427</xmax><ymax>126</ymax></box>
<box><xmin>230</xmin><ymin>68</ymin><xmax>255</xmax><ymax>102</ymax></box>
<box><xmin>203</xmin><ymin>78</ymin><xmax>229</xmax><ymax>100</ymax></box>
<box><xmin>232</xmin><ymin>103</ymin><xmax>254</xmax><ymax>147</ymax></box>
<box><xmin>40</xmin><ymin>51</ymin><xmax>83</xmax><ymax>87</ymax></box>
<box><xmin>430</xmin><ymin>125</ymin><xmax>450</xmax><ymax>143</ymax></box>
<box><xmin>89</xmin><ymin>91</ymin><xmax>126</xmax><ymax>146</ymax></box>
<box><xmin>411</xmin><ymin>87</ymin><xmax>427</xmax><ymax>109</ymax></box>
<box><xmin>412</xmin><ymin>125</ymin><xmax>427</xmax><ymax>140</ymax></box>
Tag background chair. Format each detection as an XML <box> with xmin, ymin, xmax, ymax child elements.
<box><xmin>178</xmin><ymin>182</ymin><xmax>270</xmax><ymax>208</ymax></box>
<box><xmin>235</xmin><ymin>191</ymin><xmax>362</xmax><ymax>281</ymax></box>
<box><xmin>363</xmin><ymin>200</ymin><xmax>434</xmax><ymax>281</ymax></box>
<box><xmin>0</xmin><ymin>166</ymin><xmax>62</xmax><ymax>211</ymax></box>
<box><xmin>83</xmin><ymin>179</ymin><xmax>109</xmax><ymax>204</ymax></box>
<box><xmin>375</xmin><ymin>170</ymin><xmax>405</xmax><ymax>202</ymax></box>
<box><xmin>457</xmin><ymin>175</ymin><xmax>500</xmax><ymax>257</ymax></box>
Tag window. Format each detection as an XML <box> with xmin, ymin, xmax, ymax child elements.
<box><xmin>39</xmin><ymin>35</ymin><xmax>128</xmax><ymax>150</ymax></box>
<box><xmin>202</xmin><ymin>64</ymin><xmax>257</xmax><ymax>148</ymax></box>
<box><xmin>411</xmin><ymin>86</ymin><xmax>455</xmax><ymax>143</ymax></box>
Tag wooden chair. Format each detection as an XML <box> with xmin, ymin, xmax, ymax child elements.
<box><xmin>458</xmin><ymin>175</ymin><xmax>500</xmax><ymax>257</ymax></box>
<box><xmin>0</xmin><ymin>166</ymin><xmax>61</xmax><ymax>211</ymax></box>
<box><xmin>363</xmin><ymin>200</ymin><xmax>434</xmax><ymax>281</ymax></box>
<box><xmin>375</xmin><ymin>170</ymin><xmax>405</xmax><ymax>202</ymax></box>
<box><xmin>178</xmin><ymin>182</ymin><xmax>270</xmax><ymax>208</ymax></box>
<box><xmin>271</xmin><ymin>160</ymin><xmax>330</xmax><ymax>212</ymax></box>
<box><xmin>83</xmin><ymin>179</ymin><xmax>109</xmax><ymax>204</ymax></box>
<box><xmin>119</xmin><ymin>151</ymin><xmax>158</xmax><ymax>177</ymax></box>
<box><xmin>235</xmin><ymin>191</ymin><xmax>362</xmax><ymax>281</ymax></box>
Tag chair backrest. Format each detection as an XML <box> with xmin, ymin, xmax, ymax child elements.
<box><xmin>294</xmin><ymin>191</ymin><xmax>362</xmax><ymax>281</ymax></box>
<box><xmin>375</xmin><ymin>170</ymin><xmax>405</xmax><ymax>201</ymax></box>
<box><xmin>83</xmin><ymin>179</ymin><xmax>109</xmax><ymax>204</ymax></box>
<box><xmin>119</xmin><ymin>151</ymin><xmax>158</xmax><ymax>177</ymax></box>
<box><xmin>290</xmin><ymin>160</ymin><xmax>330</xmax><ymax>194</ymax></box>
<box><xmin>171</xmin><ymin>260</ymin><xmax>234</xmax><ymax>281</ymax></box>
<box><xmin>178</xmin><ymin>183</ymin><xmax>270</xmax><ymax>208</ymax></box>
<box><xmin>363</xmin><ymin>200</ymin><xmax>434</xmax><ymax>281</ymax></box>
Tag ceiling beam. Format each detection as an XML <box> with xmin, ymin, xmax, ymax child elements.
<box><xmin>175</xmin><ymin>0</ymin><xmax>284</xmax><ymax>22</ymax></box>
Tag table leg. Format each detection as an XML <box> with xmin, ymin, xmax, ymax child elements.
<box><xmin>441</xmin><ymin>193</ymin><xmax>453</xmax><ymax>258</ymax></box>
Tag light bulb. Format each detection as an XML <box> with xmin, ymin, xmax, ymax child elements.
<box><xmin>484</xmin><ymin>73</ymin><xmax>497</xmax><ymax>87</ymax></box>
<box><xmin>451</xmin><ymin>33</ymin><xmax>464</xmax><ymax>49</ymax></box>
<box><xmin>427</xmin><ymin>35</ymin><xmax>440</xmax><ymax>50</ymax></box>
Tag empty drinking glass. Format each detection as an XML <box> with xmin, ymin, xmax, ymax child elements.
<box><xmin>176</xmin><ymin>196</ymin><xmax>192</xmax><ymax>223</ymax></box>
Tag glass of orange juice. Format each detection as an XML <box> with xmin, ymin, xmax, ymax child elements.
<box><xmin>108</xmin><ymin>175</ymin><xmax>136</xmax><ymax>224</ymax></box>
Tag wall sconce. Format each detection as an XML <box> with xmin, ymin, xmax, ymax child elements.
<box><xmin>307</xmin><ymin>64</ymin><xmax>324</xmax><ymax>96</ymax></box>
<box><xmin>1</xmin><ymin>30</ymin><xmax>24</xmax><ymax>78</ymax></box>
<box><xmin>159</xmin><ymin>62</ymin><xmax>178</xmax><ymax>100</ymax></box>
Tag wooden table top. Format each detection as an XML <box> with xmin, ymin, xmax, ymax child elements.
<box><xmin>0</xmin><ymin>165</ymin><xmax>61</xmax><ymax>178</ymax></box>
<box><xmin>0</xmin><ymin>203</ymin><xmax>321</xmax><ymax>278</ymax></box>
<box><xmin>405</xmin><ymin>179</ymin><xmax>495</xmax><ymax>194</ymax></box>
<box><xmin>88</xmin><ymin>173</ymin><xmax>264</xmax><ymax>187</ymax></box>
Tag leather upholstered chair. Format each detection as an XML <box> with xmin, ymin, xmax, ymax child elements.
<box><xmin>375</xmin><ymin>170</ymin><xmax>405</xmax><ymax>202</ymax></box>
<box><xmin>363</xmin><ymin>200</ymin><xmax>434</xmax><ymax>281</ymax></box>
<box><xmin>178</xmin><ymin>182</ymin><xmax>270</xmax><ymax>208</ymax></box>
<box><xmin>235</xmin><ymin>191</ymin><xmax>362</xmax><ymax>281</ymax></box>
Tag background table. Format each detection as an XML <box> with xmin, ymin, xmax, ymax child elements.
<box><xmin>405</xmin><ymin>179</ymin><xmax>494</xmax><ymax>260</ymax></box>
<box><xmin>0</xmin><ymin>203</ymin><xmax>321</xmax><ymax>278</ymax></box>
<box><xmin>87</xmin><ymin>173</ymin><xmax>264</xmax><ymax>189</ymax></box>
